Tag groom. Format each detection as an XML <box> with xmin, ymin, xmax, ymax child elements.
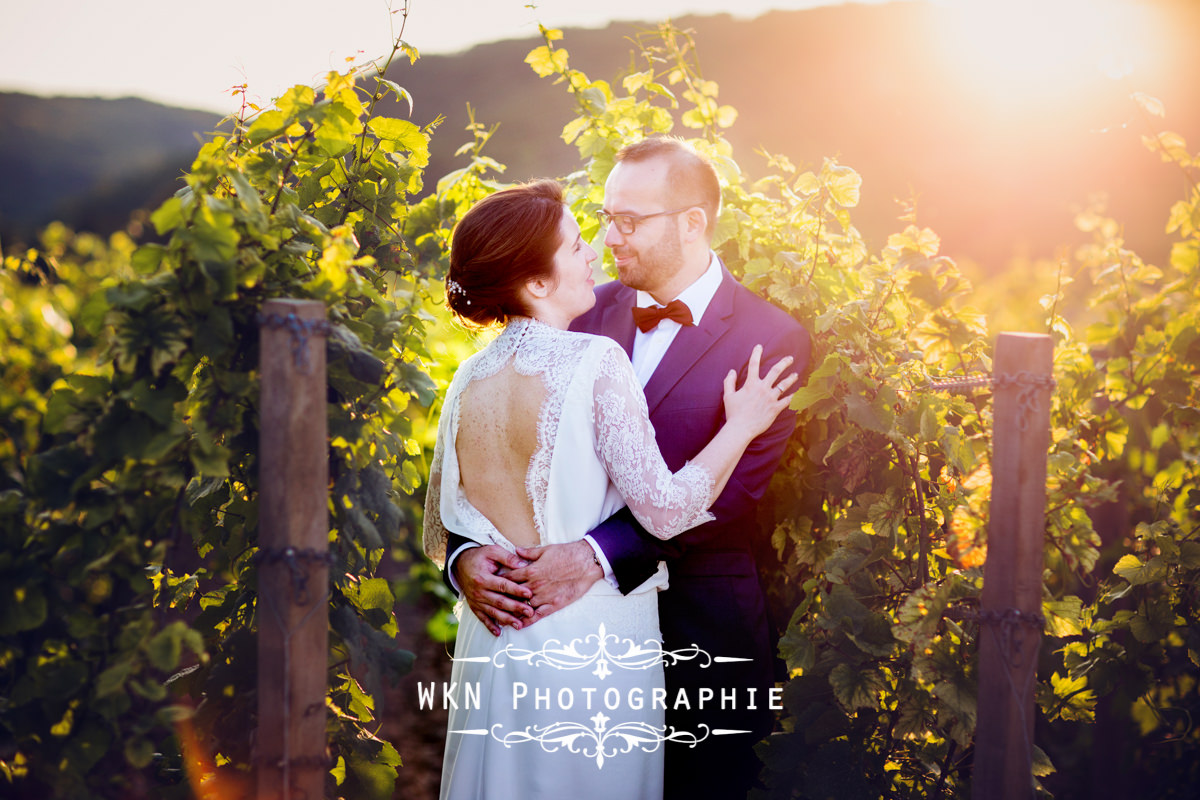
<box><xmin>447</xmin><ymin>136</ymin><xmax>811</xmax><ymax>798</ymax></box>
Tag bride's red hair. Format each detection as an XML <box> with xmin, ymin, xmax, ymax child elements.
<box><xmin>447</xmin><ymin>179</ymin><xmax>565</xmax><ymax>326</ymax></box>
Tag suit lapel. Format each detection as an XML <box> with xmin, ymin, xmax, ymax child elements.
<box><xmin>596</xmin><ymin>282</ymin><xmax>638</xmax><ymax>359</ymax></box>
<box><xmin>642</xmin><ymin>270</ymin><xmax>737</xmax><ymax>415</ymax></box>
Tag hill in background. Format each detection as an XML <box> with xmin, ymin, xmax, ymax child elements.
<box><xmin>0</xmin><ymin>93</ymin><xmax>221</xmax><ymax>238</ymax></box>
<box><xmin>2</xmin><ymin>0</ymin><xmax>1197</xmax><ymax>272</ymax></box>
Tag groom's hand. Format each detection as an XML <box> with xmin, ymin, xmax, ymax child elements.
<box><xmin>454</xmin><ymin>545</ymin><xmax>534</xmax><ymax>636</ymax></box>
<box><xmin>509</xmin><ymin>540</ymin><xmax>603</xmax><ymax>625</ymax></box>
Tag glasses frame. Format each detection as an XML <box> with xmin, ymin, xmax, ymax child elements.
<box><xmin>596</xmin><ymin>206</ymin><xmax>698</xmax><ymax>235</ymax></box>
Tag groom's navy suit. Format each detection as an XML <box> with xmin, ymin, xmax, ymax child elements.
<box><xmin>572</xmin><ymin>261</ymin><xmax>810</xmax><ymax>799</ymax></box>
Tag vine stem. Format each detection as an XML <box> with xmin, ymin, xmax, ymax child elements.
<box><xmin>805</xmin><ymin>213</ymin><xmax>826</xmax><ymax>288</ymax></box>
<box><xmin>934</xmin><ymin>740</ymin><xmax>958</xmax><ymax>794</ymax></box>
<box><xmin>338</xmin><ymin>0</ymin><xmax>413</xmax><ymax>227</ymax></box>
<box><xmin>868</xmin><ymin>274</ymin><xmax>897</xmax><ymax>331</ymax></box>
<box><xmin>904</xmin><ymin>445</ymin><xmax>930</xmax><ymax>586</ymax></box>
<box><xmin>1047</xmin><ymin>259</ymin><xmax>1066</xmax><ymax>336</ymax></box>
<box><xmin>269</xmin><ymin>132</ymin><xmax>312</xmax><ymax>215</ymax></box>
<box><xmin>1136</xmin><ymin>104</ymin><xmax>1200</xmax><ymax>197</ymax></box>
<box><xmin>657</xmin><ymin>24</ymin><xmax>722</xmax><ymax>142</ymax></box>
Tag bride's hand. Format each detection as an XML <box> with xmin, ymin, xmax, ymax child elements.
<box><xmin>722</xmin><ymin>345</ymin><xmax>799</xmax><ymax>440</ymax></box>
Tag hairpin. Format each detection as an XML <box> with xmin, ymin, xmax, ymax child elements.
<box><xmin>446</xmin><ymin>278</ymin><xmax>470</xmax><ymax>305</ymax></box>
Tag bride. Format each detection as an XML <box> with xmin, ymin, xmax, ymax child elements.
<box><xmin>423</xmin><ymin>180</ymin><xmax>795</xmax><ymax>800</ymax></box>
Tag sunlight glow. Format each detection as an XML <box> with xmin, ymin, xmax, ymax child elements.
<box><xmin>934</xmin><ymin>0</ymin><xmax>1157</xmax><ymax>102</ymax></box>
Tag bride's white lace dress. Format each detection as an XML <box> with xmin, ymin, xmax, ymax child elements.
<box><xmin>424</xmin><ymin>318</ymin><xmax>716</xmax><ymax>800</ymax></box>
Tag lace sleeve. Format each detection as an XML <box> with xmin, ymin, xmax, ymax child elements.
<box><xmin>591</xmin><ymin>343</ymin><xmax>716</xmax><ymax>539</ymax></box>
<box><xmin>422</xmin><ymin>384</ymin><xmax>455</xmax><ymax>567</ymax></box>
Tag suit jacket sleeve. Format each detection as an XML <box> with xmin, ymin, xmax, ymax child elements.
<box><xmin>589</xmin><ymin>322</ymin><xmax>811</xmax><ymax>594</ymax></box>
<box><xmin>440</xmin><ymin>531</ymin><xmax>477</xmax><ymax>597</ymax></box>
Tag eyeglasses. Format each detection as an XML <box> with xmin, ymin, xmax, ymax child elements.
<box><xmin>596</xmin><ymin>206</ymin><xmax>697</xmax><ymax>235</ymax></box>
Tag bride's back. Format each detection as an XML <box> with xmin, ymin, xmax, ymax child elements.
<box><xmin>455</xmin><ymin>364</ymin><xmax>546</xmax><ymax>548</ymax></box>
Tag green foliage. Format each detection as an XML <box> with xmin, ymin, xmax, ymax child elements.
<box><xmin>523</xmin><ymin>24</ymin><xmax>1200</xmax><ymax>798</ymax></box>
<box><xmin>0</xmin><ymin>28</ymin><xmax>466</xmax><ymax>796</ymax></box>
<box><xmin>0</xmin><ymin>225</ymin><xmax>127</xmax><ymax>477</ymax></box>
<box><xmin>1033</xmin><ymin>94</ymin><xmax>1200</xmax><ymax>795</ymax></box>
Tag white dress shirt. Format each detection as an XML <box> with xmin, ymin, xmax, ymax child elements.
<box><xmin>629</xmin><ymin>253</ymin><xmax>723</xmax><ymax>386</ymax></box>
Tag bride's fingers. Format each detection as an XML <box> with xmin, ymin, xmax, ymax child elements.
<box><xmin>761</xmin><ymin>354</ymin><xmax>795</xmax><ymax>386</ymax></box>
<box><xmin>746</xmin><ymin>344</ymin><xmax>763</xmax><ymax>380</ymax></box>
<box><xmin>775</xmin><ymin>372</ymin><xmax>800</xmax><ymax>397</ymax></box>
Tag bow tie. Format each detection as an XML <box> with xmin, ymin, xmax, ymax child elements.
<box><xmin>631</xmin><ymin>299</ymin><xmax>694</xmax><ymax>332</ymax></box>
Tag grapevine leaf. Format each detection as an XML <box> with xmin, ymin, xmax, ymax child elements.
<box><xmin>1131</xmin><ymin>91</ymin><xmax>1165</xmax><ymax>117</ymax></box>
<box><xmin>1043</xmin><ymin>596</ymin><xmax>1085</xmax><ymax>638</ymax></box>
<box><xmin>1113</xmin><ymin>554</ymin><xmax>1168</xmax><ymax>586</ymax></box>
<box><xmin>829</xmin><ymin>662</ymin><xmax>883</xmax><ymax>711</ymax></box>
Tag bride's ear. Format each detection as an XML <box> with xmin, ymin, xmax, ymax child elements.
<box><xmin>524</xmin><ymin>275</ymin><xmax>554</xmax><ymax>300</ymax></box>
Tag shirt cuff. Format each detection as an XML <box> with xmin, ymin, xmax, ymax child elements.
<box><xmin>583</xmin><ymin>534</ymin><xmax>618</xmax><ymax>588</ymax></box>
<box><xmin>445</xmin><ymin>540</ymin><xmax>479</xmax><ymax>595</ymax></box>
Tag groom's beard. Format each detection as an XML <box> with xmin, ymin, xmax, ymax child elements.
<box><xmin>613</xmin><ymin>225</ymin><xmax>684</xmax><ymax>295</ymax></box>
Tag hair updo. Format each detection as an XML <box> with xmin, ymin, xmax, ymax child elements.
<box><xmin>446</xmin><ymin>179</ymin><xmax>565</xmax><ymax>326</ymax></box>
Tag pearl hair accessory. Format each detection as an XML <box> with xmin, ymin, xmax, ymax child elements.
<box><xmin>446</xmin><ymin>278</ymin><xmax>470</xmax><ymax>305</ymax></box>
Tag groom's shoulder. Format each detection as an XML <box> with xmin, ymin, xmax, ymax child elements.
<box><xmin>593</xmin><ymin>278</ymin><xmax>628</xmax><ymax>304</ymax></box>
<box><xmin>574</xmin><ymin>279</ymin><xmax>628</xmax><ymax>332</ymax></box>
<box><xmin>726</xmin><ymin>274</ymin><xmax>805</xmax><ymax>334</ymax></box>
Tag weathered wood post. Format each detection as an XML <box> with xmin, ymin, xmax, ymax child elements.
<box><xmin>973</xmin><ymin>332</ymin><xmax>1054</xmax><ymax>800</ymax></box>
<box><xmin>257</xmin><ymin>299</ymin><xmax>330</xmax><ymax>800</ymax></box>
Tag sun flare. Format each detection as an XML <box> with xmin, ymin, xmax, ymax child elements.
<box><xmin>934</xmin><ymin>0</ymin><xmax>1157</xmax><ymax>102</ymax></box>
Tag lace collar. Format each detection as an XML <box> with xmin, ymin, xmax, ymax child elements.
<box><xmin>469</xmin><ymin>316</ymin><xmax>580</xmax><ymax>381</ymax></box>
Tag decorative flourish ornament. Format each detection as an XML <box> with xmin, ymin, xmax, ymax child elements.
<box><xmin>453</xmin><ymin>623</ymin><xmax>751</xmax><ymax>679</ymax></box>
<box><xmin>484</xmin><ymin>716</ymin><xmax>712</xmax><ymax>769</ymax></box>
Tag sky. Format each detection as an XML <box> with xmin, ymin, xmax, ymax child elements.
<box><xmin>0</xmin><ymin>0</ymin><xmax>884</xmax><ymax>115</ymax></box>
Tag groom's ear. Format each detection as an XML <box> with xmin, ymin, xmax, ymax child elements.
<box><xmin>682</xmin><ymin>206</ymin><xmax>708</xmax><ymax>242</ymax></box>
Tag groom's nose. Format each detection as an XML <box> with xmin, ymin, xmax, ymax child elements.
<box><xmin>603</xmin><ymin>221</ymin><xmax>624</xmax><ymax>249</ymax></box>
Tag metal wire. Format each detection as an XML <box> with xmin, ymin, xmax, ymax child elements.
<box><xmin>926</xmin><ymin>371</ymin><xmax>1057</xmax><ymax>431</ymax></box>
<box><xmin>258</xmin><ymin>311</ymin><xmax>332</xmax><ymax>372</ymax></box>
<box><xmin>253</xmin><ymin>546</ymin><xmax>335</xmax><ymax>605</ymax></box>
<box><xmin>925</xmin><ymin>373</ymin><xmax>993</xmax><ymax>392</ymax></box>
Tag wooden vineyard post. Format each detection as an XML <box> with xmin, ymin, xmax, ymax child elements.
<box><xmin>973</xmin><ymin>333</ymin><xmax>1054</xmax><ymax>800</ymax></box>
<box><xmin>257</xmin><ymin>299</ymin><xmax>331</xmax><ymax>800</ymax></box>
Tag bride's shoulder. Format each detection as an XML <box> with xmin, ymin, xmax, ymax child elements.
<box><xmin>540</xmin><ymin>327</ymin><xmax>621</xmax><ymax>358</ymax></box>
<box><xmin>570</xmin><ymin>331</ymin><xmax>627</xmax><ymax>359</ymax></box>
<box><xmin>578</xmin><ymin>335</ymin><xmax>636</xmax><ymax>382</ymax></box>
